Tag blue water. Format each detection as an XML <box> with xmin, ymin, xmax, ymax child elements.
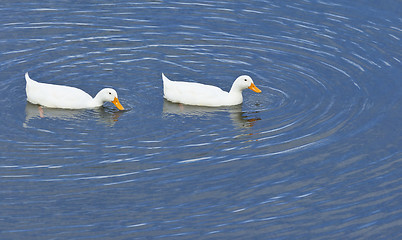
<box><xmin>1</xmin><ymin>1</ymin><xmax>401</xmax><ymax>239</ymax></box>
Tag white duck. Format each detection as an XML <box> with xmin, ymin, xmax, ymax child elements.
<box><xmin>25</xmin><ymin>72</ymin><xmax>124</xmax><ymax>110</ymax></box>
<box><xmin>162</xmin><ymin>73</ymin><xmax>261</xmax><ymax>107</ymax></box>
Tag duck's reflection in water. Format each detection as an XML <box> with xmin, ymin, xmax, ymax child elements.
<box><xmin>162</xmin><ymin>100</ymin><xmax>261</xmax><ymax>128</ymax></box>
<box><xmin>24</xmin><ymin>102</ymin><xmax>124</xmax><ymax>127</ymax></box>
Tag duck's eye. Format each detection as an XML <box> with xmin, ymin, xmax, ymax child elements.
<box><xmin>109</xmin><ymin>92</ymin><xmax>112</xmax><ymax>95</ymax></box>
<box><xmin>244</xmin><ymin>79</ymin><xmax>248</xmax><ymax>81</ymax></box>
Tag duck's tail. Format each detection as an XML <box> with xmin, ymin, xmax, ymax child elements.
<box><xmin>25</xmin><ymin>72</ymin><xmax>34</xmax><ymax>83</ymax></box>
<box><xmin>161</xmin><ymin>73</ymin><xmax>171</xmax><ymax>83</ymax></box>
<box><xmin>161</xmin><ymin>73</ymin><xmax>172</xmax><ymax>98</ymax></box>
<box><xmin>25</xmin><ymin>72</ymin><xmax>33</xmax><ymax>101</ymax></box>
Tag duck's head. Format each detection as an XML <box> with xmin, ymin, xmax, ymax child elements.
<box><xmin>97</xmin><ymin>88</ymin><xmax>124</xmax><ymax>110</ymax></box>
<box><xmin>234</xmin><ymin>75</ymin><xmax>262</xmax><ymax>93</ymax></box>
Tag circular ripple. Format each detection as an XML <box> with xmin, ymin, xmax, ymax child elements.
<box><xmin>1</xmin><ymin>0</ymin><xmax>400</xmax><ymax>184</ymax></box>
<box><xmin>0</xmin><ymin>1</ymin><xmax>400</xmax><ymax>238</ymax></box>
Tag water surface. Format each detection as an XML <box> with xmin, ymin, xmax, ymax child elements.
<box><xmin>1</xmin><ymin>1</ymin><xmax>401</xmax><ymax>239</ymax></box>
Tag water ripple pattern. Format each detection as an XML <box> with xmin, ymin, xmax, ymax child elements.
<box><xmin>0</xmin><ymin>1</ymin><xmax>401</xmax><ymax>239</ymax></box>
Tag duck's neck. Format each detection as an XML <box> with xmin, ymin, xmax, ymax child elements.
<box><xmin>229</xmin><ymin>84</ymin><xmax>244</xmax><ymax>95</ymax></box>
<box><xmin>228</xmin><ymin>85</ymin><xmax>244</xmax><ymax>104</ymax></box>
<box><xmin>92</xmin><ymin>91</ymin><xmax>105</xmax><ymax>107</ymax></box>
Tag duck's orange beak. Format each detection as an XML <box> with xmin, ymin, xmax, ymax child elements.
<box><xmin>248</xmin><ymin>83</ymin><xmax>262</xmax><ymax>93</ymax></box>
<box><xmin>112</xmin><ymin>97</ymin><xmax>124</xmax><ymax>110</ymax></box>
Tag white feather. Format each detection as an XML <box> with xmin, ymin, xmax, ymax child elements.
<box><xmin>162</xmin><ymin>73</ymin><xmax>261</xmax><ymax>107</ymax></box>
<box><xmin>25</xmin><ymin>72</ymin><xmax>124</xmax><ymax>110</ymax></box>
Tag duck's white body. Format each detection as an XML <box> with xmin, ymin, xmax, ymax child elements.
<box><xmin>25</xmin><ymin>72</ymin><xmax>124</xmax><ymax>110</ymax></box>
<box><xmin>162</xmin><ymin>73</ymin><xmax>261</xmax><ymax>107</ymax></box>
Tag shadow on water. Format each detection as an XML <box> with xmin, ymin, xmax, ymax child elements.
<box><xmin>24</xmin><ymin>102</ymin><xmax>125</xmax><ymax>127</ymax></box>
<box><xmin>162</xmin><ymin>99</ymin><xmax>261</xmax><ymax>129</ymax></box>
<box><xmin>1</xmin><ymin>0</ymin><xmax>400</xmax><ymax>239</ymax></box>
